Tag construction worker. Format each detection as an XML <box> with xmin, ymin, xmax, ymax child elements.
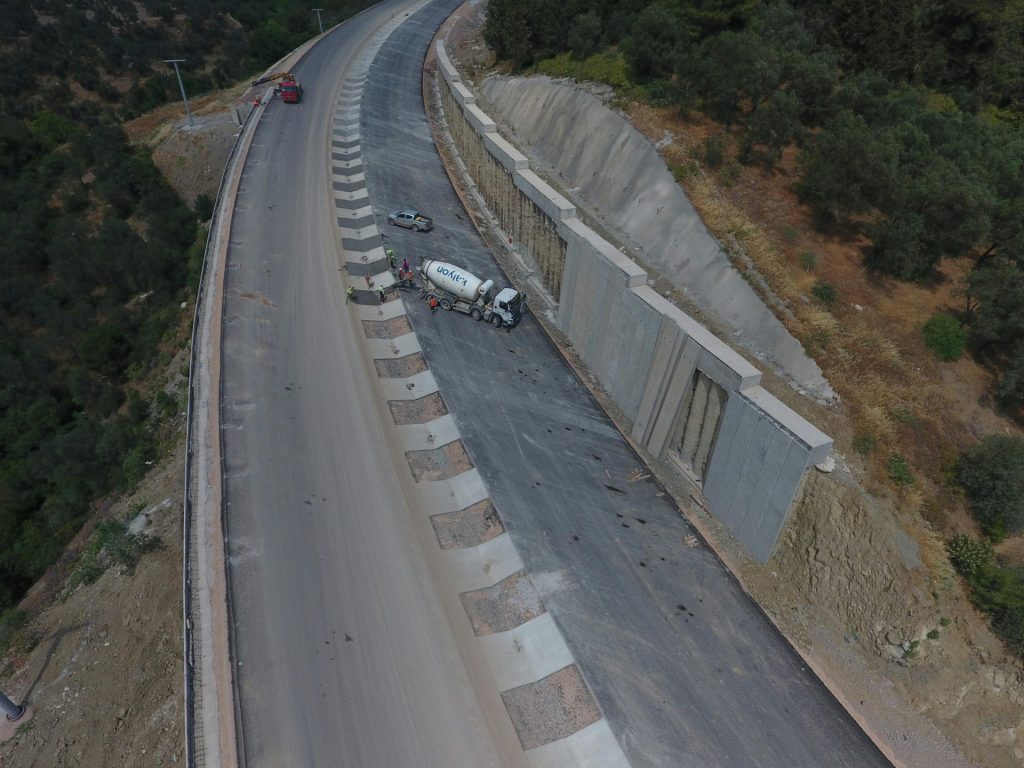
<box><xmin>346</xmin><ymin>285</ymin><xmax>356</xmax><ymax>303</ymax></box>
<box><xmin>386</xmin><ymin>248</ymin><xmax>397</xmax><ymax>269</ymax></box>
<box><xmin>401</xmin><ymin>257</ymin><xmax>410</xmax><ymax>275</ymax></box>
<box><xmin>378</xmin><ymin>285</ymin><xmax>386</xmax><ymax>304</ymax></box>
<box><xmin>428</xmin><ymin>295</ymin><xmax>439</xmax><ymax>314</ymax></box>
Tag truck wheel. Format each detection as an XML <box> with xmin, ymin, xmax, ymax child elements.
<box><xmin>440</xmin><ymin>298</ymin><xmax>453</xmax><ymax>311</ymax></box>
<box><xmin>470</xmin><ymin>307</ymin><xmax>482</xmax><ymax>321</ymax></box>
<box><xmin>491</xmin><ymin>314</ymin><xmax>503</xmax><ymax>328</ymax></box>
<box><xmin>412</xmin><ymin>223</ymin><xmax>420</xmax><ymax>232</ymax></box>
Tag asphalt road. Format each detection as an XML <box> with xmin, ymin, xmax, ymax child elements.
<box><xmin>360</xmin><ymin>2</ymin><xmax>894</xmax><ymax>767</ymax></box>
<box><xmin>219</xmin><ymin>4</ymin><xmax>507</xmax><ymax>766</ymax></box>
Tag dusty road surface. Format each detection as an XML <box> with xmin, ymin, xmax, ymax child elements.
<box><xmin>218</xmin><ymin>2</ymin><xmax>507</xmax><ymax>766</ymax></box>
<box><xmin>355</xmin><ymin>1</ymin><xmax>894</xmax><ymax>767</ymax></box>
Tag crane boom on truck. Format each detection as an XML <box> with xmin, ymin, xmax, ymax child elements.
<box><xmin>251</xmin><ymin>71</ymin><xmax>303</xmax><ymax>103</ymax></box>
<box><xmin>420</xmin><ymin>259</ymin><xmax>526</xmax><ymax>329</ymax></box>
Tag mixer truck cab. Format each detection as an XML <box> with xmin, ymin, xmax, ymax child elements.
<box><xmin>420</xmin><ymin>259</ymin><xmax>526</xmax><ymax>329</ymax></box>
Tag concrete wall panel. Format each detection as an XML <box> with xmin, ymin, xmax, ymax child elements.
<box><xmin>513</xmin><ymin>170</ymin><xmax>577</xmax><ymax>222</ymax></box>
<box><xmin>703</xmin><ymin>392</ymin><xmax>816</xmax><ymax>561</ymax></box>
<box><xmin>437</xmin><ymin>52</ymin><xmax>833</xmax><ymax>563</ymax></box>
<box><xmin>436</xmin><ymin>41</ymin><xmax>459</xmax><ymax>83</ymax></box>
<box><xmin>465</xmin><ymin>103</ymin><xmax>498</xmax><ymax>134</ymax></box>
<box><xmin>452</xmin><ymin>81</ymin><xmax>476</xmax><ymax>106</ymax></box>
<box><xmin>632</xmin><ymin>287</ymin><xmax>760</xmax><ymax>391</ymax></box>
<box><xmin>483</xmin><ymin>134</ymin><xmax>529</xmax><ymax>171</ymax></box>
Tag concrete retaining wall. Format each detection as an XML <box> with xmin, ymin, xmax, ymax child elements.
<box><xmin>435</xmin><ymin>42</ymin><xmax>831</xmax><ymax>561</ymax></box>
<box><xmin>478</xmin><ymin>76</ymin><xmax>835</xmax><ymax>404</ymax></box>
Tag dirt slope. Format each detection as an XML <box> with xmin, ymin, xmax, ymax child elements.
<box><xmin>0</xmin><ymin>446</ymin><xmax>184</xmax><ymax>768</ymax></box>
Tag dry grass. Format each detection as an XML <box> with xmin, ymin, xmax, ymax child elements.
<box><xmin>626</xmin><ymin>100</ymin><xmax>1022</xmax><ymax>549</ymax></box>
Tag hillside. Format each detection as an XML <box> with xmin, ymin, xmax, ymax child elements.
<box><xmin>0</xmin><ymin>0</ymin><xmax>374</xmax><ymax>645</ymax></box>
<box><xmin>483</xmin><ymin>0</ymin><xmax>1024</xmax><ymax>664</ymax></box>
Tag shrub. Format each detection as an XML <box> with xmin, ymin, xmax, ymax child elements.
<box><xmin>965</xmin><ymin>561</ymin><xmax>1024</xmax><ymax>656</ymax></box>
<box><xmin>926</xmin><ymin>628</ymin><xmax>940</xmax><ymax>640</ymax></box>
<box><xmin>956</xmin><ymin>436</ymin><xmax>1024</xmax><ymax>536</ymax></box>
<box><xmin>798</xmin><ymin>250</ymin><xmax>816</xmax><ymax>271</ymax></box>
<box><xmin>853</xmin><ymin>431</ymin><xmax>876</xmax><ymax>455</ymax></box>
<box><xmin>568</xmin><ymin>11</ymin><xmax>601</xmax><ymax>60</ymax></box>
<box><xmin>922</xmin><ymin>313</ymin><xmax>965</xmax><ymax>361</ymax></box>
<box><xmin>69</xmin><ymin>520</ymin><xmax>160</xmax><ymax>590</ymax></box>
<box><xmin>887</xmin><ymin>453</ymin><xmax>915</xmax><ymax>485</ymax></box>
<box><xmin>954</xmin><ymin>436</ymin><xmax>1024</xmax><ymax>536</ymax></box>
<box><xmin>534</xmin><ymin>52</ymin><xmax>632</xmax><ymax>89</ymax></box>
<box><xmin>194</xmin><ymin>193</ymin><xmax>213</xmax><ymax>221</ymax></box>
<box><xmin>947</xmin><ymin>534</ymin><xmax>994</xmax><ymax>576</ymax></box>
<box><xmin>0</xmin><ymin>609</ymin><xmax>26</xmax><ymax>654</ymax></box>
<box><xmin>699</xmin><ymin>134</ymin><xmax>728</xmax><ymax>169</ymax></box>
<box><xmin>811</xmin><ymin>280</ymin><xmax>838</xmax><ymax>307</ymax></box>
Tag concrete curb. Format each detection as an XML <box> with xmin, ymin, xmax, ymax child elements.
<box><xmin>327</xmin><ymin>4</ymin><xmax>634</xmax><ymax>766</ymax></box>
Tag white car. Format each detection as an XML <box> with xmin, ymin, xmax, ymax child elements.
<box><xmin>387</xmin><ymin>209</ymin><xmax>434</xmax><ymax>232</ymax></box>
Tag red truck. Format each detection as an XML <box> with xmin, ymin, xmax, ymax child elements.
<box><xmin>251</xmin><ymin>72</ymin><xmax>303</xmax><ymax>104</ymax></box>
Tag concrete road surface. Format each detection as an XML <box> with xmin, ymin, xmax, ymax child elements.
<box><xmin>359</xmin><ymin>1</ymin><xmax>894</xmax><ymax>766</ymax></box>
<box><xmin>219</xmin><ymin>3</ymin><xmax>508</xmax><ymax>766</ymax></box>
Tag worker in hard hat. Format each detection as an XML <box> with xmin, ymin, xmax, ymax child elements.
<box><xmin>346</xmin><ymin>285</ymin><xmax>356</xmax><ymax>303</ymax></box>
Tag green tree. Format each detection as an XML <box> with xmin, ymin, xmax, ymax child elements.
<box><xmin>967</xmin><ymin>258</ymin><xmax>1024</xmax><ymax>350</ymax></box>
<box><xmin>797</xmin><ymin>110</ymin><xmax>897</xmax><ymax>222</ymax></box>
<box><xmin>741</xmin><ymin>89</ymin><xmax>804</xmax><ymax>167</ymax></box>
<box><xmin>956</xmin><ymin>435</ymin><xmax>1024</xmax><ymax>537</ymax></box>
<box><xmin>568</xmin><ymin>11</ymin><xmax>603</xmax><ymax>60</ymax></box>
<box><xmin>623</xmin><ymin>2</ymin><xmax>690</xmax><ymax>80</ymax></box>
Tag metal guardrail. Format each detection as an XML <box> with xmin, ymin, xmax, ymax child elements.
<box><xmin>183</xmin><ymin>101</ymin><xmax>258</xmax><ymax>768</ymax></box>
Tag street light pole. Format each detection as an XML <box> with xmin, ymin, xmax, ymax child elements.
<box><xmin>163</xmin><ymin>58</ymin><xmax>194</xmax><ymax>128</ymax></box>
<box><xmin>0</xmin><ymin>692</ymin><xmax>25</xmax><ymax>722</ymax></box>
<box><xmin>312</xmin><ymin>8</ymin><xmax>324</xmax><ymax>35</ymax></box>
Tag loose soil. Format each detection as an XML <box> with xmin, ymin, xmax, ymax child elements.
<box><xmin>500</xmin><ymin>664</ymin><xmax>602</xmax><ymax>751</ymax></box>
<box><xmin>362</xmin><ymin>316</ymin><xmax>413</xmax><ymax>339</ymax></box>
<box><xmin>460</xmin><ymin>569</ymin><xmax>544</xmax><ymax>635</ymax></box>
<box><xmin>0</xmin><ymin>445</ymin><xmax>186</xmax><ymax>768</ymax></box>
<box><xmin>405</xmin><ymin>440</ymin><xmax>475</xmax><ymax>481</ymax></box>
<box><xmin>389</xmin><ymin>392</ymin><xmax>450</xmax><ymax>425</ymax></box>
<box><xmin>431</xmin><ymin>499</ymin><xmax>504</xmax><ymax>551</ymax></box>
<box><xmin>373</xmin><ymin>352</ymin><xmax>428</xmax><ymax>378</ymax></box>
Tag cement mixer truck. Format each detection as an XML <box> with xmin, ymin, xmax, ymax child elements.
<box><xmin>419</xmin><ymin>259</ymin><xmax>526</xmax><ymax>328</ymax></box>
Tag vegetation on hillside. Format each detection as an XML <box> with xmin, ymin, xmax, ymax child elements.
<box><xmin>485</xmin><ymin>0</ymin><xmax>1024</xmax><ymax>656</ymax></box>
<box><xmin>485</xmin><ymin>0</ymin><xmax>1024</xmax><ymax>412</ymax></box>
<box><xmin>0</xmin><ymin>0</ymin><xmax>374</xmax><ymax>616</ymax></box>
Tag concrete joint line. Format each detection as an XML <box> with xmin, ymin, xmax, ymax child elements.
<box><xmin>333</xmin><ymin>158</ymin><xmax>364</xmax><ymax>170</ymax></box>
<box><xmin>379</xmin><ymin>369</ymin><xmax>439</xmax><ymax>401</ymax></box>
<box><xmin>395</xmin><ymin>414</ymin><xmax>460</xmax><ymax>451</ymax></box>
<box><xmin>338</xmin><ymin>224</ymin><xmax>377</xmax><ymax>239</ymax></box>
<box><xmin>345</xmin><ymin>269</ymin><xmax>395</xmax><ymax>289</ymax></box>
<box><xmin>334</xmin><ymin>187</ymin><xmax>369</xmax><ymax>202</ymax></box>
<box><xmin>525</xmin><ymin>719</ymin><xmax>631</xmax><ymax>768</ymax></box>
<box><xmin>415</xmin><ymin>469</ymin><xmax>489</xmax><ymax>516</ymax></box>
<box><xmin>337</xmin><ymin>205</ymin><xmax>374</xmax><ymax>219</ymax></box>
<box><xmin>367</xmin><ymin>331</ymin><xmax>422</xmax><ymax>359</ymax></box>
<box><xmin>333</xmin><ymin>172</ymin><xmax>368</xmax><ymax>185</ymax></box>
<box><xmin>445</xmin><ymin>532</ymin><xmax>524</xmax><ymax>593</ymax></box>
<box><xmin>478</xmin><ymin>613</ymin><xmax>575</xmax><ymax>693</ymax></box>
<box><xmin>343</xmin><ymin>249</ymin><xmax>386</xmax><ymax>268</ymax></box>
<box><xmin>354</xmin><ymin>298</ymin><xmax>406</xmax><ymax>322</ymax></box>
